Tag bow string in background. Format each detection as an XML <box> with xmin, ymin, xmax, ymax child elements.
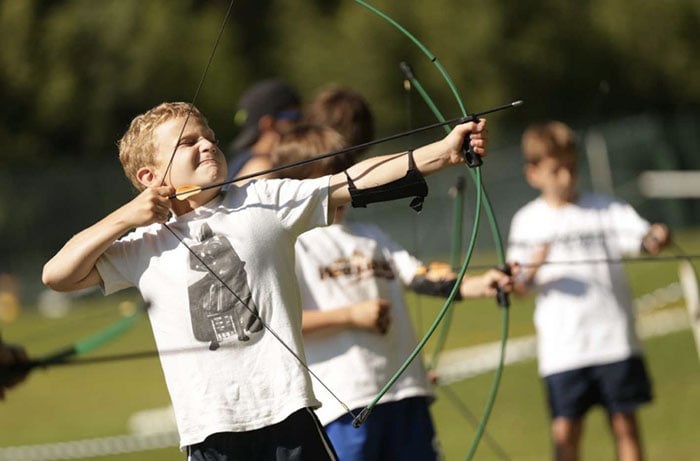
<box><xmin>349</xmin><ymin>2</ymin><xmax>521</xmax><ymax>459</ymax></box>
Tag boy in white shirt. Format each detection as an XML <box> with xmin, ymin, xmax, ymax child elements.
<box><xmin>42</xmin><ymin>101</ymin><xmax>488</xmax><ymax>460</ymax></box>
<box><xmin>273</xmin><ymin>122</ymin><xmax>514</xmax><ymax>461</ymax></box>
<box><xmin>507</xmin><ymin>121</ymin><xmax>669</xmax><ymax>461</ymax></box>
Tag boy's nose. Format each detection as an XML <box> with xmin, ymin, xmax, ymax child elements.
<box><xmin>200</xmin><ymin>139</ymin><xmax>218</xmax><ymax>151</ymax></box>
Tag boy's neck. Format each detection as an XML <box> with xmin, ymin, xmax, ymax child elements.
<box><xmin>541</xmin><ymin>192</ymin><xmax>577</xmax><ymax>208</ymax></box>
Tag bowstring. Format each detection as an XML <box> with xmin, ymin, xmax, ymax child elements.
<box><xmin>159</xmin><ymin>0</ymin><xmax>236</xmax><ymax>185</ymax></box>
<box><xmin>152</xmin><ymin>0</ymin><xmax>355</xmax><ymax>418</ymax></box>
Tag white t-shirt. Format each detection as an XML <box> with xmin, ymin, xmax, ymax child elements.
<box><xmin>507</xmin><ymin>193</ymin><xmax>650</xmax><ymax>377</ymax></box>
<box><xmin>96</xmin><ymin>177</ymin><xmax>330</xmax><ymax>448</ymax></box>
<box><xmin>295</xmin><ymin>221</ymin><xmax>433</xmax><ymax>425</ymax></box>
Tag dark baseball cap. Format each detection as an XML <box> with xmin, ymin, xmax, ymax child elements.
<box><xmin>231</xmin><ymin>79</ymin><xmax>301</xmax><ymax>149</ymax></box>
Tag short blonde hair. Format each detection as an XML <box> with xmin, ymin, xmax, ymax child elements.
<box><xmin>271</xmin><ymin>124</ymin><xmax>352</xmax><ymax>180</ymax></box>
<box><xmin>521</xmin><ymin>121</ymin><xmax>577</xmax><ymax>166</ymax></box>
<box><xmin>118</xmin><ymin>102</ymin><xmax>209</xmax><ymax>191</ymax></box>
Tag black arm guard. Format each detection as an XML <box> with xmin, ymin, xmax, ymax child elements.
<box><xmin>409</xmin><ymin>275</ymin><xmax>462</xmax><ymax>300</ymax></box>
<box><xmin>345</xmin><ymin>150</ymin><xmax>429</xmax><ymax>212</ymax></box>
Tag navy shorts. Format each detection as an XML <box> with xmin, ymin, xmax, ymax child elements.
<box><xmin>544</xmin><ymin>356</ymin><xmax>653</xmax><ymax>419</ymax></box>
<box><xmin>324</xmin><ymin>396</ymin><xmax>440</xmax><ymax>461</ymax></box>
<box><xmin>187</xmin><ymin>408</ymin><xmax>338</xmax><ymax>461</ymax></box>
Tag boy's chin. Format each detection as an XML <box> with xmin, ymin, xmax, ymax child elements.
<box><xmin>197</xmin><ymin>168</ymin><xmax>226</xmax><ymax>185</ymax></box>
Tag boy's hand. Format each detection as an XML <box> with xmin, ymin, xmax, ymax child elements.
<box><xmin>418</xmin><ymin>262</ymin><xmax>455</xmax><ymax>282</ymax></box>
<box><xmin>445</xmin><ymin>119</ymin><xmax>488</xmax><ymax>166</ymax></box>
<box><xmin>123</xmin><ymin>186</ymin><xmax>175</xmax><ymax>228</ymax></box>
<box><xmin>642</xmin><ymin>223</ymin><xmax>671</xmax><ymax>254</ymax></box>
<box><xmin>0</xmin><ymin>340</ymin><xmax>29</xmax><ymax>401</ymax></box>
<box><xmin>459</xmin><ymin>262</ymin><xmax>518</xmax><ymax>299</ymax></box>
<box><xmin>349</xmin><ymin>299</ymin><xmax>391</xmax><ymax>334</ymax></box>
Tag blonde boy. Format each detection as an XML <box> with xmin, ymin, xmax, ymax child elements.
<box><xmin>42</xmin><ymin>102</ymin><xmax>487</xmax><ymax>460</ymax></box>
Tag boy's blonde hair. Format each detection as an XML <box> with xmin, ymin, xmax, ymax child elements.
<box><xmin>119</xmin><ymin>102</ymin><xmax>209</xmax><ymax>191</ymax></box>
<box><xmin>521</xmin><ymin>121</ymin><xmax>577</xmax><ymax>167</ymax></box>
<box><xmin>271</xmin><ymin>124</ymin><xmax>353</xmax><ymax>180</ymax></box>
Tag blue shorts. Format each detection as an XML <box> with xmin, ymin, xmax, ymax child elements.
<box><xmin>325</xmin><ymin>396</ymin><xmax>440</xmax><ymax>461</ymax></box>
<box><xmin>187</xmin><ymin>408</ymin><xmax>338</xmax><ymax>461</ymax></box>
<box><xmin>545</xmin><ymin>356</ymin><xmax>653</xmax><ymax>419</ymax></box>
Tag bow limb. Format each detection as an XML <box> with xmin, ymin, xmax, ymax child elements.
<box><xmin>20</xmin><ymin>300</ymin><xmax>145</xmax><ymax>372</ymax></box>
<box><xmin>351</xmin><ymin>2</ymin><xmax>512</xmax><ymax>458</ymax></box>
<box><xmin>353</xmin><ymin>0</ymin><xmax>510</xmax><ymax>285</ymax></box>
<box><xmin>400</xmin><ymin>60</ymin><xmax>511</xmax><ymax>461</ymax></box>
<box><xmin>352</xmin><ymin>170</ymin><xmax>483</xmax><ymax>427</ymax></box>
<box><xmin>347</xmin><ymin>3</ymin><xmax>483</xmax><ymax>423</ymax></box>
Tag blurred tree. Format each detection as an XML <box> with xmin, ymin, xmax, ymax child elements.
<box><xmin>0</xmin><ymin>0</ymin><xmax>243</xmax><ymax>169</ymax></box>
<box><xmin>1</xmin><ymin>0</ymin><xmax>698</xmax><ymax>168</ymax></box>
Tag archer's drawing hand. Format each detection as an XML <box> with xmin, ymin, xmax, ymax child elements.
<box><xmin>444</xmin><ymin>118</ymin><xmax>488</xmax><ymax>165</ymax></box>
<box><xmin>350</xmin><ymin>299</ymin><xmax>391</xmax><ymax>334</ymax></box>
<box><xmin>122</xmin><ymin>186</ymin><xmax>175</xmax><ymax>227</ymax></box>
<box><xmin>460</xmin><ymin>262</ymin><xmax>519</xmax><ymax>299</ymax></box>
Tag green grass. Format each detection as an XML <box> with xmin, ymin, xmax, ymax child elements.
<box><xmin>1</xmin><ymin>230</ymin><xmax>699</xmax><ymax>460</ymax></box>
<box><xmin>431</xmin><ymin>331</ymin><xmax>700</xmax><ymax>461</ymax></box>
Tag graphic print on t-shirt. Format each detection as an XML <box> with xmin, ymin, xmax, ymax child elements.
<box><xmin>187</xmin><ymin>223</ymin><xmax>263</xmax><ymax>350</ymax></box>
<box><xmin>318</xmin><ymin>250</ymin><xmax>396</xmax><ymax>281</ymax></box>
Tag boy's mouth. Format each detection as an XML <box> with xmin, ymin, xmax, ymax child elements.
<box><xmin>198</xmin><ymin>158</ymin><xmax>218</xmax><ymax>166</ymax></box>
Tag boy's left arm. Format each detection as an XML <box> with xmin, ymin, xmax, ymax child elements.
<box><xmin>328</xmin><ymin>120</ymin><xmax>487</xmax><ymax>211</ymax></box>
<box><xmin>408</xmin><ymin>261</ymin><xmax>517</xmax><ymax>300</ymax></box>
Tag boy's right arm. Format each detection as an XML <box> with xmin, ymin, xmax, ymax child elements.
<box><xmin>42</xmin><ymin>186</ymin><xmax>174</xmax><ymax>292</ymax></box>
<box><xmin>301</xmin><ymin>299</ymin><xmax>391</xmax><ymax>336</ymax></box>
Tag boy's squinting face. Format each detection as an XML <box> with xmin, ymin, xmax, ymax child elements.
<box><xmin>150</xmin><ymin>116</ymin><xmax>227</xmax><ymax>189</ymax></box>
<box><xmin>526</xmin><ymin>156</ymin><xmax>577</xmax><ymax>205</ymax></box>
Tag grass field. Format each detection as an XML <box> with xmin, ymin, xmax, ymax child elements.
<box><xmin>1</xmin><ymin>230</ymin><xmax>699</xmax><ymax>460</ymax></box>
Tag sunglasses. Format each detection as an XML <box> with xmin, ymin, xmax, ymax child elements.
<box><xmin>274</xmin><ymin>109</ymin><xmax>302</xmax><ymax>121</ymax></box>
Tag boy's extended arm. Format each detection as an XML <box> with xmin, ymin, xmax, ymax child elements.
<box><xmin>327</xmin><ymin>120</ymin><xmax>487</xmax><ymax>211</ymax></box>
<box><xmin>459</xmin><ymin>265</ymin><xmax>517</xmax><ymax>299</ymax></box>
<box><xmin>409</xmin><ymin>263</ymin><xmax>517</xmax><ymax>299</ymax></box>
<box><xmin>42</xmin><ymin>186</ymin><xmax>174</xmax><ymax>292</ymax></box>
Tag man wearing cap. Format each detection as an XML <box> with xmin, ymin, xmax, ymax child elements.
<box><xmin>227</xmin><ymin>78</ymin><xmax>302</xmax><ymax>182</ymax></box>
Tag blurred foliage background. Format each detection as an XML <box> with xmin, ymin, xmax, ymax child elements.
<box><xmin>0</xmin><ymin>0</ymin><xmax>699</xmax><ymax>303</ymax></box>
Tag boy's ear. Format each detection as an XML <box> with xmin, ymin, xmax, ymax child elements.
<box><xmin>136</xmin><ymin>166</ymin><xmax>159</xmax><ymax>188</ymax></box>
<box><xmin>524</xmin><ymin>163</ymin><xmax>539</xmax><ymax>188</ymax></box>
